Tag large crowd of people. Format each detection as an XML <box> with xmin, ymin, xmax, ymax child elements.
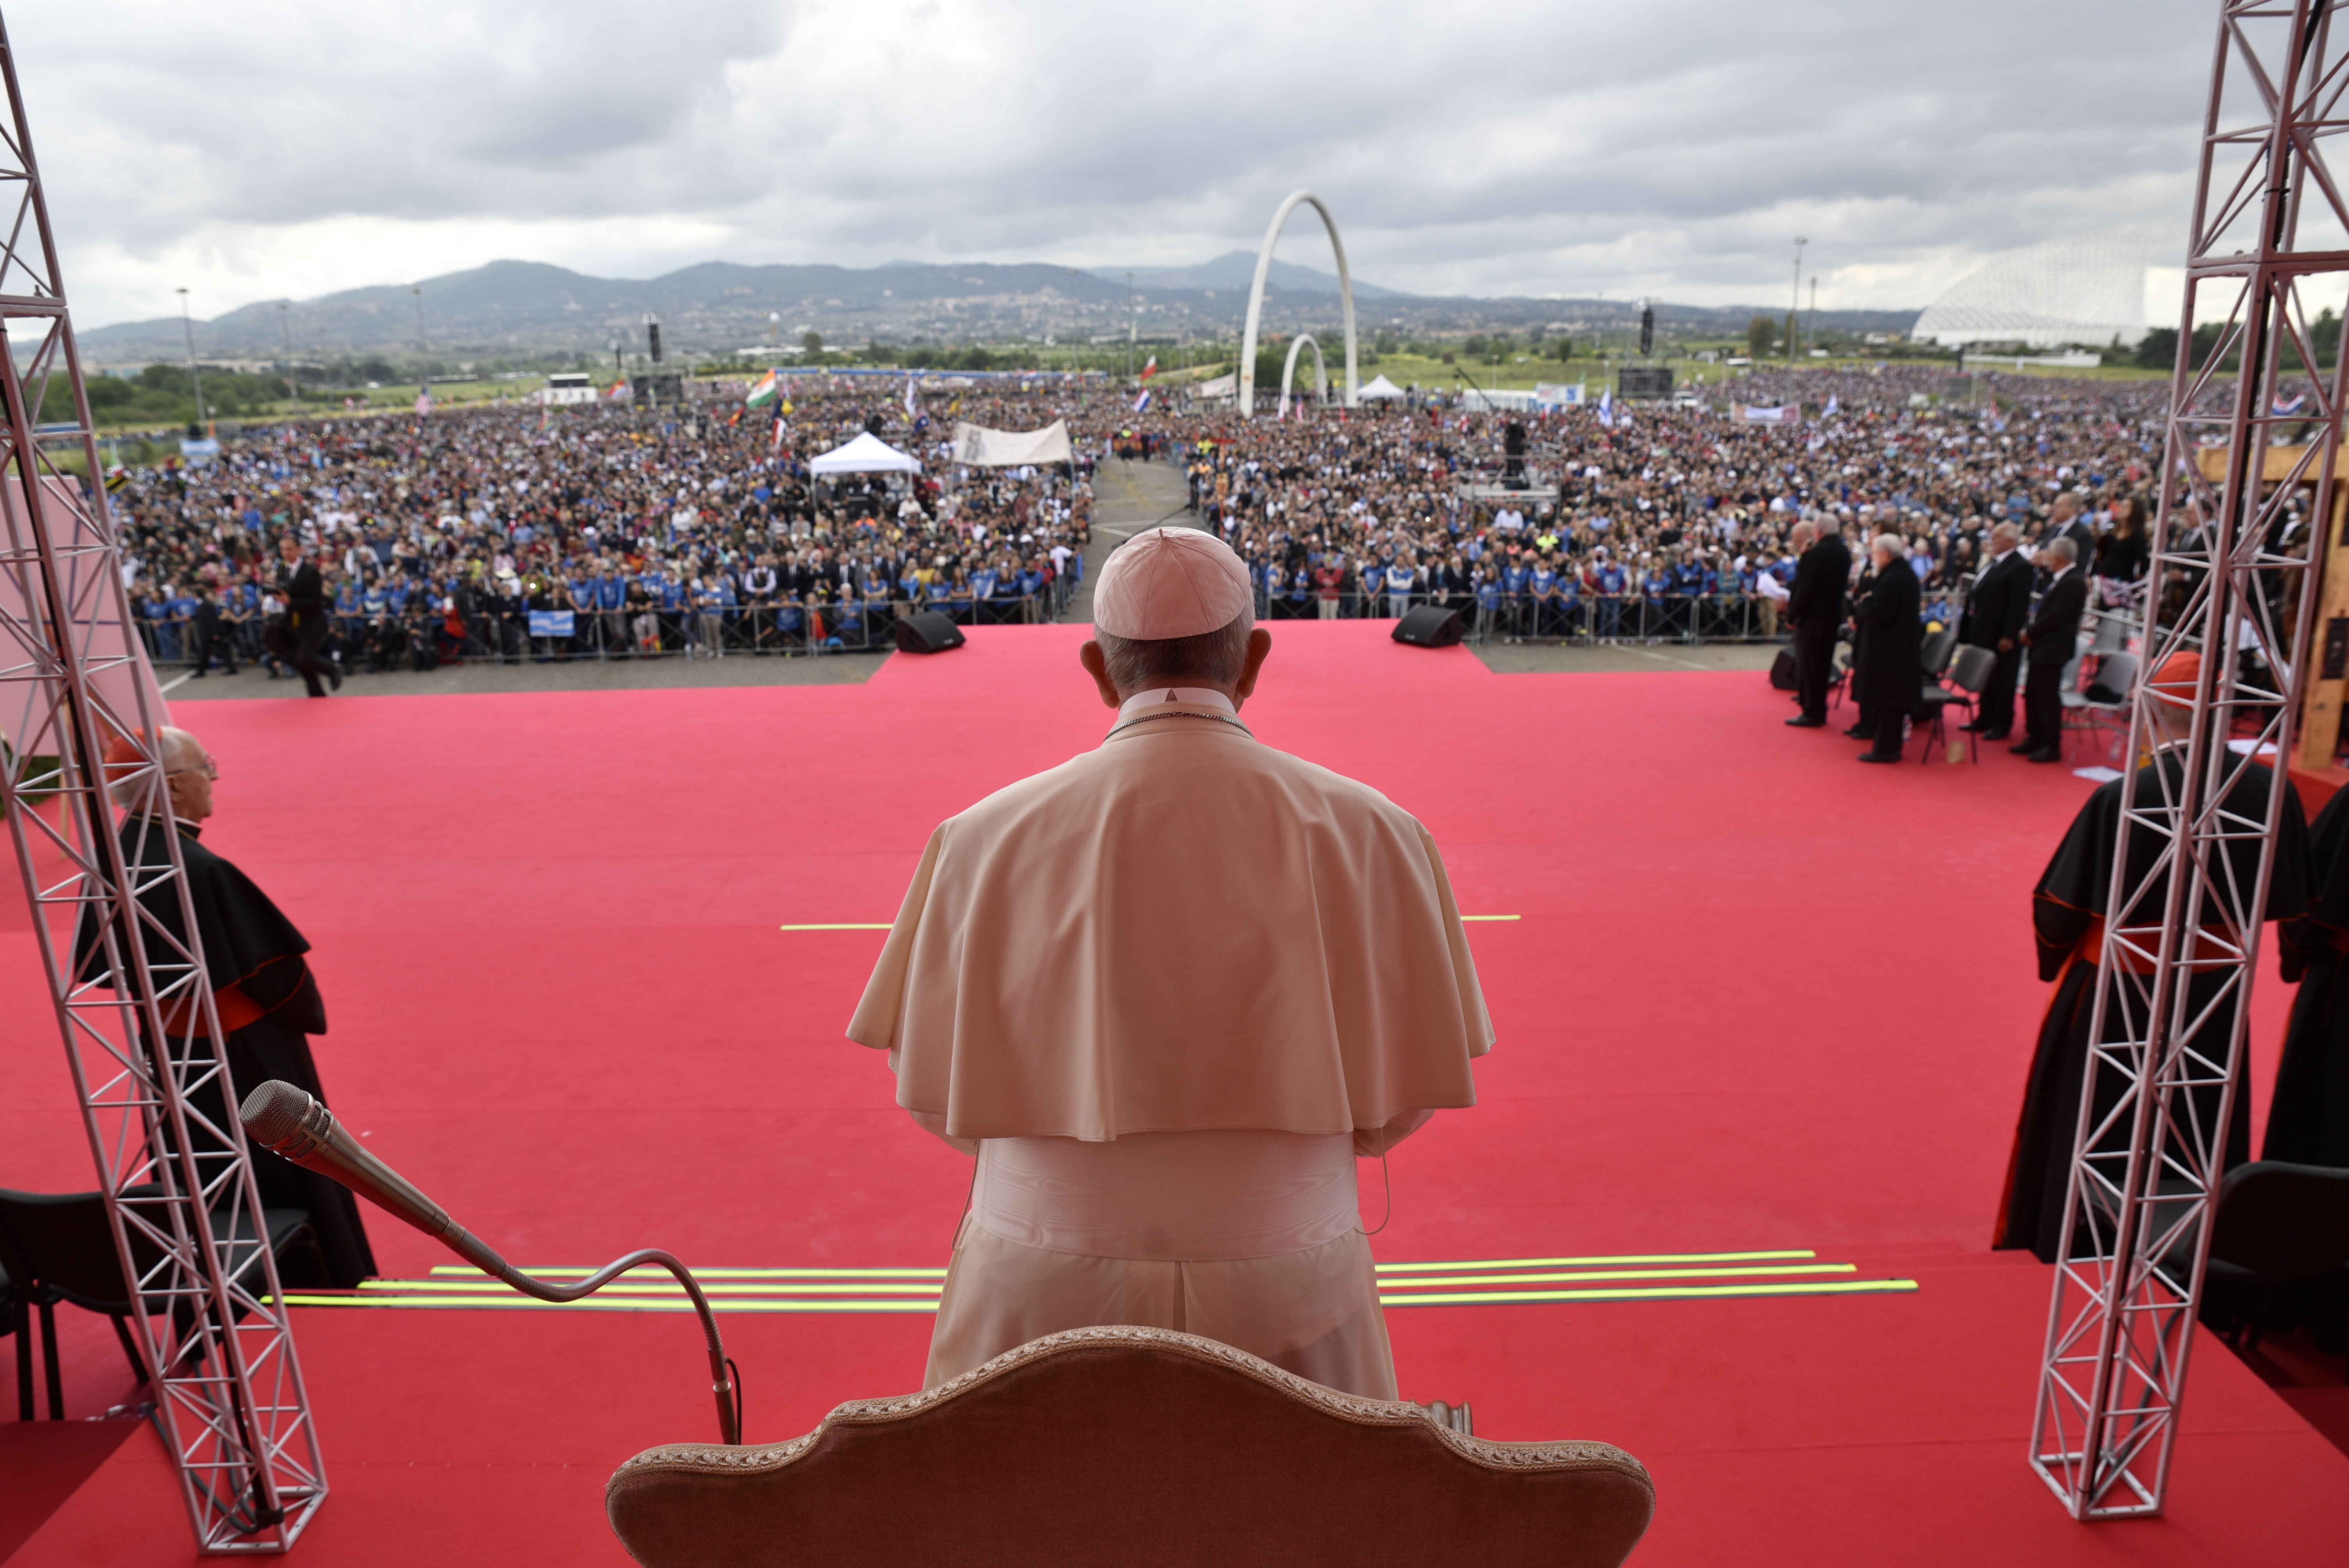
<box><xmin>109</xmin><ymin>363</ymin><xmax>2244</xmax><ymax>698</ymax></box>
<box><xmin>114</xmin><ymin>386</ymin><xmax>1100</xmax><ymax>679</ymax></box>
<box><xmin>1157</xmin><ymin>362</ymin><xmax>2176</xmax><ymax>646</ymax></box>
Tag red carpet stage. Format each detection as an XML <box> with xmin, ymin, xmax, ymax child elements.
<box><xmin>4</xmin><ymin>620</ymin><xmax>2345</xmax><ymax>1564</ymax></box>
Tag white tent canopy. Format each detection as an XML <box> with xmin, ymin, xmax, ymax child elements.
<box><xmin>1356</xmin><ymin>374</ymin><xmax>1407</xmax><ymax>401</ymax></box>
<box><xmin>808</xmin><ymin>431</ymin><xmax>921</xmax><ymax>475</ymax></box>
<box><xmin>951</xmin><ymin>419</ymin><xmax>1072</xmax><ymax>467</ymax></box>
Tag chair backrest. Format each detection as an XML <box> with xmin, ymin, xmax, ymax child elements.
<box><xmin>608</xmin><ymin>1327</ymin><xmax>1655</xmax><ymax>1568</ymax></box>
<box><xmin>2084</xmin><ymin>651</ymin><xmax>2139</xmax><ymax>706</ymax></box>
<box><xmin>1946</xmin><ymin>642</ymin><xmax>1996</xmax><ymax>695</ymax></box>
<box><xmin>1921</xmin><ymin>625</ymin><xmax>1958</xmax><ymax>679</ymax></box>
<box><xmin>0</xmin><ymin>1185</ymin><xmax>168</xmax><ymax>1314</ymax></box>
<box><xmin>2211</xmin><ymin>1162</ymin><xmax>2349</xmax><ymax>1280</ymax></box>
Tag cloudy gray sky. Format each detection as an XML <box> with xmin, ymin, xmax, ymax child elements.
<box><xmin>16</xmin><ymin>0</ymin><xmax>2209</xmax><ymax>331</ymax></box>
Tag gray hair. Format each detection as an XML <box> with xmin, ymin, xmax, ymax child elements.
<box><xmin>2044</xmin><ymin>537</ymin><xmax>2078</xmax><ymax>565</ymax></box>
<box><xmin>1871</xmin><ymin>533</ymin><xmax>1903</xmax><ymax>561</ymax></box>
<box><xmin>1095</xmin><ymin>614</ymin><xmax>1253</xmax><ymax>691</ymax></box>
<box><xmin>107</xmin><ymin>725</ymin><xmax>201</xmax><ymax>809</ymax></box>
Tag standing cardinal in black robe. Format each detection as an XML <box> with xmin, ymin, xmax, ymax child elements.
<box><xmin>2267</xmin><ymin>782</ymin><xmax>2349</xmax><ymax>1167</ymax></box>
<box><xmin>1994</xmin><ymin>655</ymin><xmax>2310</xmax><ymax>1262</ymax></box>
<box><xmin>74</xmin><ymin>727</ymin><xmax>374</xmax><ymax>1288</ymax></box>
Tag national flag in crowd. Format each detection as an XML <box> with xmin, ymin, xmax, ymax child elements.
<box><xmin>1596</xmin><ymin>388</ymin><xmax>1614</xmax><ymax>428</ymax></box>
<box><xmin>607</xmin><ymin>380</ymin><xmax>631</xmax><ymax>401</ymax></box>
<box><xmin>1140</xmin><ymin>355</ymin><xmax>1158</xmax><ymax>381</ymax></box>
<box><xmin>414</xmin><ymin>386</ymin><xmax>432</xmax><ymax>415</ymax></box>
<box><xmin>1133</xmin><ymin>389</ymin><xmax>1152</xmax><ymax>413</ymax></box>
<box><xmin>745</xmin><ymin>369</ymin><xmax>780</xmax><ymax>407</ymax></box>
<box><xmin>771</xmin><ymin>415</ymin><xmax>788</xmax><ymax>451</ymax></box>
<box><xmin>727</xmin><ymin>408</ymin><xmax>743</xmax><ymax>427</ymax></box>
<box><xmin>2274</xmin><ymin>392</ymin><xmax>2308</xmax><ymax>415</ymax></box>
<box><xmin>1823</xmin><ymin>393</ymin><xmax>1840</xmax><ymax>417</ymax></box>
<box><xmin>905</xmin><ymin>377</ymin><xmax>919</xmax><ymax>418</ymax></box>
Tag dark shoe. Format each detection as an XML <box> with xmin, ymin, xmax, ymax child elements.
<box><xmin>2008</xmin><ymin>741</ymin><xmax>2039</xmax><ymax>754</ymax></box>
<box><xmin>1843</xmin><ymin>725</ymin><xmax>1872</xmax><ymax>739</ymax></box>
<box><xmin>1959</xmin><ymin>720</ymin><xmax>1989</xmax><ymax>732</ymax></box>
<box><xmin>1857</xmin><ymin>752</ymin><xmax>1902</xmax><ymax>764</ymax></box>
<box><xmin>328</xmin><ymin>665</ymin><xmax>343</xmax><ymax>691</ymax></box>
<box><xmin>1786</xmin><ymin>715</ymin><xmax>1826</xmax><ymax>728</ymax></box>
<box><xmin>2026</xmin><ymin>749</ymin><xmax>2064</xmax><ymax>764</ymax></box>
<box><xmin>1977</xmin><ymin>730</ymin><xmax>2010</xmax><ymax>741</ymax></box>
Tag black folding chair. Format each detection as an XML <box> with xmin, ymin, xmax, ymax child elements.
<box><xmin>2197</xmin><ymin>1162</ymin><xmax>2349</xmax><ymax>1361</ymax></box>
<box><xmin>1917</xmin><ymin>643</ymin><xmax>1997</xmax><ymax>764</ymax></box>
<box><xmin>3</xmin><ymin>1259</ymin><xmax>30</xmax><ymax>1420</ymax></box>
<box><xmin>2062</xmin><ymin>650</ymin><xmax>2137</xmax><ymax>766</ymax></box>
<box><xmin>1920</xmin><ymin>625</ymin><xmax>1959</xmax><ymax>682</ymax></box>
<box><xmin>0</xmin><ymin>1185</ymin><xmax>319</xmax><ymax>1419</ymax></box>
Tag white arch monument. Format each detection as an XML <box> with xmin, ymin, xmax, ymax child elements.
<box><xmin>1238</xmin><ymin>190</ymin><xmax>1358</xmax><ymax>416</ymax></box>
<box><xmin>1278</xmin><ymin>332</ymin><xmax>1327</xmax><ymax>419</ymax></box>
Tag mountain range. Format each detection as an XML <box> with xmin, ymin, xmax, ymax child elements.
<box><xmin>75</xmin><ymin>256</ymin><xmax>1922</xmax><ymax>367</ymax></box>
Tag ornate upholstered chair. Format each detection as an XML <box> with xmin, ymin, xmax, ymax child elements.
<box><xmin>607</xmin><ymin>1326</ymin><xmax>1653</xmax><ymax>1568</ymax></box>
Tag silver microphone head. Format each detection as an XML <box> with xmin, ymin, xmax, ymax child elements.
<box><xmin>240</xmin><ymin>1079</ymin><xmax>335</xmax><ymax>1160</ymax></box>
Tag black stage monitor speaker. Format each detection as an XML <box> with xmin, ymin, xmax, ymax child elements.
<box><xmin>1392</xmin><ymin>606</ymin><xmax>1465</xmax><ymax>648</ymax></box>
<box><xmin>893</xmin><ymin>611</ymin><xmax>966</xmax><ymax>654</ymax></box>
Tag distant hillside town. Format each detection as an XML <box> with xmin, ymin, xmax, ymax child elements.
<box><xmin>75</xmin><ymin>254</ymin><xmax>1925</xmax><ymax>373</ymax></box>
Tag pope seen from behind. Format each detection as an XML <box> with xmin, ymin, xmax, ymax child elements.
<box><xmin>848</xmin><ymin>526</ymin><xmax>1493</xmax><ymax>1398</ymax></box>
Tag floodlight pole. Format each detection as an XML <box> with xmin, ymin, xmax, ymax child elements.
<box><xmin>2028</xmin><ymin>0</ymin><xmax>2345</xmax><ymax>1519</ymax></box>
<box><xmin>1788</xmin><ymin>237</ymin><xmax>1805</xmax><ymax>365</ymax></box>
<box><xmin>0</xmin><ymin>16</ymin><xmax>327</xmax><ymax>1551</ymax></box>
<box><xmin>176</xmin><ymin>287</ymin><xmax>207</xmax><ymax>432</ymax></box>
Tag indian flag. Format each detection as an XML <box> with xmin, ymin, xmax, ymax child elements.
<box><xmin>746</xmin><ymin>370</ymin><xmax>780</xmax><ymax>407</ymax></box>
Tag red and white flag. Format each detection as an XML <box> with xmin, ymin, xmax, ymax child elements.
<box><xmin>1140</xmin><ymin>355</ymin><xmax>1158</xmax><ymax>381</ymax></box>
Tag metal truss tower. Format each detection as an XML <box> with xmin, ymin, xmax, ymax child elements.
<box><xmin>2030</xmin><ymin>0</ymin><xmax>2349</xmax><ymax>1518</ymax></box>
<box><xmin>0</xmin><ymin>18</ymin><xmax>326</xmax><ymax>1553</ymax></box>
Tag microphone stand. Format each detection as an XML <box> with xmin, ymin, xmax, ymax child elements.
<box><xmin>240</xmin><ymin>1081</ymin><xmax>741</xmax><ymax>1445</ymax></box>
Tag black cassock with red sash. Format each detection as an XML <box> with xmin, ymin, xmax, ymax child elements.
<box><xmin>1995</xmin><ymin>752</ymin><xmax>2309</xmax><ymax>1263</ymax></box>
<box><xmin>74</xmin><ymin>814</ymin><xmax>376</xmax><ymax>1288</ymax></box>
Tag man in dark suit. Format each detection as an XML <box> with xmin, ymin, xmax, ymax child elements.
<box><xmin>272</xmin><ymin>534</ymin><xmax>339</xmax><ymax>698</ymax></box>
<box><xmin>1783</xmin><ymin>515</ymin><xmax>1850</xmax><ymax>728</ymax></box>
<box><xmin>2014</xmin><ymin>538</ymin><xmax>2087</xmax><ymax>761</ymax></box>
<box><xmin>2043</xmin><ymin>492</ymin><xmax>2096</xmax><ymax>571</ymax></box>
<box><xmin>1962</xmin><ymin>521</ymin><xmax>2030</xmax><ymax>739</ymax></box>
<box><xmin>188</xmin><ymin>583</ymin><xmax>237</xmax><ymax>679</ymax></box>
<box><xmin>1855</xmin><ymin>534</ymin><xmax>1923</xmax><ymax>763</ymax></box>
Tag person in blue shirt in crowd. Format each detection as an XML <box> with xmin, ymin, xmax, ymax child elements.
<box><xmin>1017</xmin><ymin>560</ymin><xmax>1047</xmax><ymax>621</ymax></box>
<box><xmin>1384</xmin><ymin>556</ymin><xmax>1416</xmax><ymax>620</ymax></box>
<box><xmin>1528</xmin><ymin>556</ymin><xmax>1558</xmax><ymax>639</ymax></box>
<box><xmin>1593</xmin><ymin>554</ymin><xmax>1627</xmax><ymax>640</ymax></box>
<box><xmin>1473</xmin><ymin>566</ymin><xmax>1502</xmax><ymax>641</ymax></box>
<box><xmin>1641</xmin><ymin>557</ymin><xmax>1673</xmax><ymax>641</ymax></box>
<box><xmin>1554</xmin><ymin>556</ymin><xmax>1584</xmax><ymax>638</ymax></box>
<box><xmin>1501</xmin><ymin>552</ymin><xmax>1533</xmax><ymax>640</ymax></box>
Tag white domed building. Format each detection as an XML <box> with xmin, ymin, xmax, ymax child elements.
<box><xmin>1911</xmin><ymin>228</ymin><xmax>2149</xmax><ymax>349</ymax></box>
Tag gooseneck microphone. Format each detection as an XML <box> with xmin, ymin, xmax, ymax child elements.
<box><xmin>240</xmin><ymin>1080</ymin><xmax>741</xmax><ymax>1445</ymax></box>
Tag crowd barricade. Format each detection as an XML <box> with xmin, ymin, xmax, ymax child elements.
<box><xmin>1248</xmin><ymin>586</ymin><xmax>1791</xmax><ymax>645</ymax></box>
<box><xmin>132</xmin><ymin>576</ymin><xmax>1085</xmax><ymax>673</ymax></box>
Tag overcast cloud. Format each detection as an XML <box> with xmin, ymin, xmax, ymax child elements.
<box><xmin>14</xmin><ymin>0</ymin><xmax>2208</xmax><ymax>330</ymax></box>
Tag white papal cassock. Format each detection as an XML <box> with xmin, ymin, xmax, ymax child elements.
<box><xmin>848</xmin><ymin>682</ymin><xmax>1492</xmax><ymax>1399</ymax></box>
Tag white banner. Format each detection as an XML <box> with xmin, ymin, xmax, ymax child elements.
<box><xmin>1192</xmin><ymin>373</ymin><xmax>1238</xmax><ymax>400</ymax></box>
<box><xmin>1739</xmin><ymin>405</ymin><xmax>1799</xmax><ymax>425</ymax></box>
<box><xmin>950</xmin><ymin>419</ymin><xmax>1073</xmax><ymax>467</ymax></box>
